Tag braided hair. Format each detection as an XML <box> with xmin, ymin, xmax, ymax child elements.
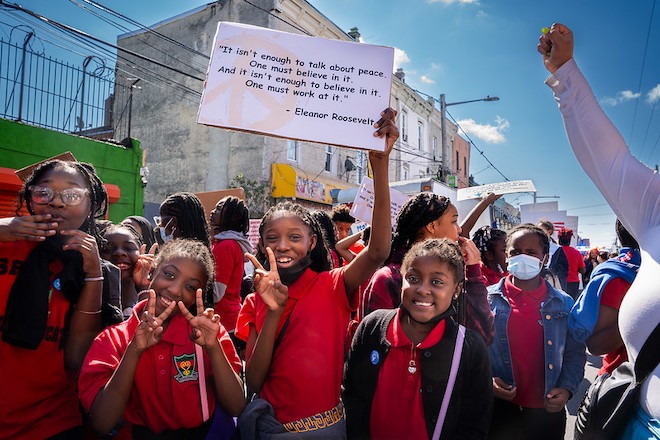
<box><xmin>159</xmin><ymin>192</ymin><xmax>211</xmax><ymax>248</ymax></box>
<box><xmin>557</xmin><ymin>228</ymin><xmax>574</xmax><ymax>246</ymax></box>
<box><xmin>212</xmin><ymin>196</ymin><xmax>250</xmax><ymax>235</ymax></box>
<box><xmin>507</xmin><ymin>223</ymin><xmax>550</xmax><ymax>255</ymax></box>
<box><xmin>17</xmin><ymin>159</ymin><xmax>108</xmax><ymax>245</ymax></box>
<box><xmin>388</xmin><ymin>192</ymin><xmax>451</xmax><ymax>264</ymax></box>
<box><xmin>256</xmin><ymin>201</ymin><xmax>331</xmax><ymax>273</ymax></box>
<box><xmin>472</xmin><ymin>226</ymin><xmax>507</xmax><ymax>262</ymax></box>
<box><xmin>153</xmin><ymin>239</ymin><xmax>216</xmax><ymax>308</ymax></box>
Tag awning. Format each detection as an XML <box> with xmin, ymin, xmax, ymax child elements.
<box><xmin>271</xmin><ymin>163</ymin><xmax>355</xmax><ymax>205</ymax></box>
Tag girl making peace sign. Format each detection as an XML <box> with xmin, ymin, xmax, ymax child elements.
<box><xmin>79</xmin><ymin>239</ymin><xmax>245</xmax><ymax>438</ymax></box>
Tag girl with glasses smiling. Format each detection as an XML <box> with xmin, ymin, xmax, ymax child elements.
<box><xmin>0</xmin><ymin>158</ymin><xmax>111</xmax><ymax>439</ymax></box>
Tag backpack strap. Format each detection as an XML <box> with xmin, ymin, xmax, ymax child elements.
<box><xmin>634</xmin><ymin>321</ymin><xmax>660</xmax><ymax>383</ymax></box>
<box><xmin>196</xmin><ymin>344</ymin><xmax>210</xmax><ymax>422</ymax></box>
<box><xmin>431</xmin><ymin>324</ymin><xmax>466</xmax><ymax>440</ymax></box>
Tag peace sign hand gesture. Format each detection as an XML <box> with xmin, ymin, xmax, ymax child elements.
<box><xmin>246</xmin><ymin>247</ymin><xmax>288</xmax><ymax>312</ymax></box>
<box><xmin>178</xmin><ymin>289</ymin><xmax>223</xmax><ymax>353</ymax></box>
<box><xmin>132</xmin><ymin>289</ymin><xmax>176</xmax><ymax>352</ymax></box>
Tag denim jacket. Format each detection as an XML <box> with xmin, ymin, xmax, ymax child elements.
<box><xmin>487</xmin><ymin>277</ymin><xmax>586</xmax><ymax>398</ymax></box>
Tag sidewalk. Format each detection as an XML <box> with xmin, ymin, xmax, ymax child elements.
<box><xmin>565</xmin><ymin>354</ymin><xmax>602</xmax><ymax>438</ymax></box>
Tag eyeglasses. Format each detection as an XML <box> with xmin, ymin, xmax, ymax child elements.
<box><xmin>29</xmin><ymin>185</ymin><xmax>89</xmax><ymax>206</ymax></box>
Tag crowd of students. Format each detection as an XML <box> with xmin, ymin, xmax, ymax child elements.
<box><xmin>0</xmin><ymin>23</ymin><xmax>657</xmax><ymax>440</ymax></box>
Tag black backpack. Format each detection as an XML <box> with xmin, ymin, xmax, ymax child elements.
<box><xmin>574</xmin><ymin>322</ymin><xmax>660</xmax><ymax>440</ymax></box>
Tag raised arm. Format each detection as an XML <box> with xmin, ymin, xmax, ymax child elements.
<box><xmin>335</xmin><ymin>230</ymin><xmax>363</xmax><ymax>263</ymax></box>
<box><xmin>343</xmin><ymin>108</ymin><xmax>398</xmax><ymax>295</ymax></box>
<box><xmin>539</xmin><ymin>23</ymin><xmax>660</xmax><ymax>245</ymax></box>
<box><xmin>459</xmin><ymin>193</ymin><xmax>501</xmax><ymax>238</ymax></box>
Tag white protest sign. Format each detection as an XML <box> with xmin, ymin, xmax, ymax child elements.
<box><xmin>197</xmin><ymin>22</ymin><xmax>394</xmax><ymax>151</ymax></box>
<box><xmin>350</xmin><ymin>176</ymin><xmax>410</xmax><ymax>225</ymax></box>
<box><xmin>456</xmin><ymin>180</ymin><xmax>536</xmax><ymax>201</ymax></box>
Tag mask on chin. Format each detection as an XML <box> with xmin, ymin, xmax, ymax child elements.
<box><xmin>507</xmin><ymin>254</ymin><xmax>543</xmax><ymax>280</ymax></box>
<box><xmin>277</xmin><ymin>254</ymin><xmax>313</xmax><ymax>286</ymax></box>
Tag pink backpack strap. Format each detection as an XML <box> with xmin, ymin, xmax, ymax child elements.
<box><xmin>431</xmin><ymin>324</ymin><xmax>466</xmax><ymax>440</ymax></box>
<box><xmin>196</xmin><ymin>344</ymin><xmax>210</xmax><ymax>422</ymax></box>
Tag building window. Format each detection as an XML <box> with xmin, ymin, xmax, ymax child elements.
<box><xmin>455</xmin><ymin>151</ymin><xmax>459</xmax><ymax>174</ymax></box>
<box><xmin>287</xmin><ymin>140</ymin><xmax>299</xmax><ymax>162</ymax></box>
<box><xmin>432</xmin><ymin>136</ymin><xmax>438</xmax><ymax>159</ymax></box>
<box><xmin>401</xmin><ymin>111</ymin><xmax>408</xmax><ymax>142</ymax></box>
<box><xmin>463</xmin><ymin>156</ymin><xmax>467</xmax><ymax>177</ymax></box>
<box><xmin>325</xmin><ymin>145</ymin><xmax>333</xmax><ymax>172</ymax></box>
<box><xmin>417</xmin><ymin>121</ymin><xmax>424</xmax><ymax>150</ymax></box>
<box><xmin>356</xmin><ymin>150</ymin><xmax>366</xmax><ymax>183</ymax></box>
<box><xmin>403</xmin><ymin>164</ymin><xmax>409</xmax><ymax>180</ymax></box>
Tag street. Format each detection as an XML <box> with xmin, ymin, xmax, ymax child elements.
<box><xmin>565</xmin><ymin>354</ymin><xmax>602</xmax><ymax>438</ymax></box>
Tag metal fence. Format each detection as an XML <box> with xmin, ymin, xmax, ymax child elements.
<box><xmin>0</xmin><ymin>35</ymin><xmax>131</xmax><ymax>141</ymax></box>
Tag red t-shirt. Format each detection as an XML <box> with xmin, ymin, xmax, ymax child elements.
<box><xmin>78</xmin><ymin>300</ymin><xmax>241</xmax><ymax>434</ymax></box>
<box><xmin>480</xmin><ymin>261</ymin><xmax>508</xmax><ymax>286</ymax></box>
<box><xmin>598</xmin><ymin>277</ymin><xmax>631</xmax><ymax>375</ymax></box>
<box><xmin>370</xmin><ymin>309</ymin><xmax>446</xmax><ymax>439</ymax></box>
<box><xmin>504</xmin><ymin>276</ymin><xmax>547</xmax><ymax>408</ymax></box>
<box><xmin>236</xmin><ymin>268</ymin><xmax>352</xmax><ymax>423</ymax></box>
<box><xmin>0</xmin><ymin>241</ymin><xmax>82</xmax><ymax>439</ymax></box>
<box><xmin>212</xmin><ymin>239</ymin><xmax>245</xmax><ymax>332</ymax></box>
<box><xmin>562</xmin><ymin>245</ymin><xmax>585</xmax><ymax>283</ymax></box>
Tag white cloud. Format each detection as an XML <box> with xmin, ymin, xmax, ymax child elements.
<box><xmin>428</xmin><ymin>0</ymin><xmax>479</xmax><ymax>4</ymax></box>
<box><xmin>600</xmin><ymin>90</ymin><xmax>641</xmax><ymax>106</ymax></box>
<box><xmin>393</xmin><ymin>47</ymin><xmax>410</xmax><ymax>71</ymax></box>
<box><xmin>420</xmin><ymin>75</ymin><xmax>435</xmax><ymax>84</ymax></box>
<box><xmin>456</xmin><ymin>116</ymin><xmax>509</xmax><ymax>143</ymax></box>
<box><xmin>646</xmin><ymin>84</ymin><xmax>660</xmax><ymax>104</ymax></box>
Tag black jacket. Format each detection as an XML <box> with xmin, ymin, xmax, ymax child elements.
<box><xmin>342</xmin><ymin>309</ymin><xmax>493</xmax><ymax>439</ymax></box>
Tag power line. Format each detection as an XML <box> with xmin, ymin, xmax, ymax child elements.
<box><xmin>628</xmin><ymin>0</ymin><xmax>656</xmax><ymax>148</ymax></box>
<box><xmin>445</xmin><ymin>109</ymin><xmax>509</xmax><ymax>181</ymax></box>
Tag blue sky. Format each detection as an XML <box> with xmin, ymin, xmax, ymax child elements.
<box><xmin>1</xmin><ymin>0</ymin><xmax>658</xmax><ymax>246</ymax></box>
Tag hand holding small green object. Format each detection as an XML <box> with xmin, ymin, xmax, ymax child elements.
<box><xmin>541</xmin><ymin>27</ymin><xmax>550</xmax><ymax>34</ymax></box>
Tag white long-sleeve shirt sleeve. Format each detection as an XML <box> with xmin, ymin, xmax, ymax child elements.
<box><xmin>546</xmin><ymin>58</ymin><xmax>660</xmax><ymax>418</ymax></box>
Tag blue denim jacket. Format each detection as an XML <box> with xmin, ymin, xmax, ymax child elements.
<box><xmin>487</xmin><ymin>277</ymin><xmax>586</xmax><ymax>397</ymax></box>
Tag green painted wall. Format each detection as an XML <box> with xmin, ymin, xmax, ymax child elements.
<box><xmin>0</xmin><ymin>119</ymin><xmax>143</xmax><ymax>222</ymax></box>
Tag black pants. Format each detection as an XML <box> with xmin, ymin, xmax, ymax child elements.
<box><xmin>488</xmin><ymin>398</ymin><xmax>566</xmax><ymax>440</ymax></box>
<box><xmin>566</xmin><ymin>281</ymin><xmax>580</xmax><ymax>300</ymax></box>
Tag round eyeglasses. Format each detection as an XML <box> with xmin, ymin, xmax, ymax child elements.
<box><xmin>29</xmin><ymin>185</ymin><xmax>89</xmax><ymax>206</ymax></box>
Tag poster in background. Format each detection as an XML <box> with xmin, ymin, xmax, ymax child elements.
<box><xmin>456</xmin><ymin>180</ymin><xmax>536</xmax><ymax>201</ymax></box>
<box><xmin>350</xmin><ymin>176</ymin><xmax>410</xmax><ymax>226</ymax></box>
<box><xmin>198</xmin><ymin>22</ymin><xmax>394</xmax><ymax>151</ymax></box>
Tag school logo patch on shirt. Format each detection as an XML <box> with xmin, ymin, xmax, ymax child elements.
<box><xmin>370</xmin><ymin>350</ymin><xmax>380</xmax><ymax>365</ymax></box>
<box><xmin>173</xmin><ymin>353</ymin><xmax>199</xmax><ymax>383</ymax></box>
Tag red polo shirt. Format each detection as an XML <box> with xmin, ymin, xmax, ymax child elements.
<box><xmin>78</xmin><ymin>300</ymin><xmax>241</xmax><ymax>434</ymax></box>
<box><xmin>236</xmin><ymin>268</ymin><xmax>351</xmax><ymax>423</ymax></box>
<box><xmin>0</xmin><ymin>241</ymin><xmax>81</xmax><ymax>440</ymax></box>
<box><xmin>504</xmin><ymin>276</ymin><xmax>547</xmax><ymax>408</ymax></box>
<box><xmin>212</xmin><ymin>239</ymin><xmax>245</xmax><ymax>332</ymax></box>
<box><xmin>599</xmin><ymin>277</ymin><xmax>631</xmax><ymax>375</ymax></box>
<box><xmin>370</xmin><ymin>309</ymin><xmax>446</xmax><ymax>439</ymax></box>
<box><xmin>563</xmin><ymin>246</ymin><xmax>585</xmax><ymax>283</ymax></box>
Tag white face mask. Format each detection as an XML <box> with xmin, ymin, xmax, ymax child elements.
<box><xmin>507</xmin><ymin>254</ymin><xmax>543</xmax><ymax>280</ymax></box>
<box><xmin>159</xmin><ymin>218</ymin><xmax>175</xmax><ymax>243</ymax></box>
<box><xmin>159</xmin><ymin>226</ymin><xmax>174</xmax><ymax>243</ymax></box>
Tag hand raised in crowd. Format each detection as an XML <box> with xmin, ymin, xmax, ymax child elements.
<box><xmin>61</xmin><ymin>229</ymin><xmax>103</xmax><ymax>276</ymax></box>
<box><xmin>538</xmin><ymin>23</ymin><xmax>574</xmax><ymax>74</ymax></box>
<box><xmin>544</xmin><ymin>387</ymin><xmax>570</xmax><ymax>413</ymax></box>
<box><xmin>178</xmin><ymin>289</ymin><xmax>223</xmax><ymax>352</ymax></box>
<box><xmin>0</xmin><ymin>215</ymin><xmax>57</xmax><ymax>242</ymax></box>
<box><xmin>133</xmin><ymin>243</ymin><xmax>158</xmax><ymax>290</ymax></box>
<box><xmin>246</xmin><ymin>247</ymin><xmax>288</xmax><ymax>312</ymax></box>
<box><xmin>131</xmin><ymin>289</ymin><xmax>176</xmax><ymax>352</ymax></box>
<box><xmin>492</xmin><ymin>377</ymin><xmax>517</xmax><ymax>401</ymax></box>
<box><xmin>458</xmin><ymin>236</ymin><xmax>482</xmax><ymax>266</ymax></box>
<box><xmin>371</xmin><ymin>107</ymin><xmax>399</xmax><ymax>161</ymax></box>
